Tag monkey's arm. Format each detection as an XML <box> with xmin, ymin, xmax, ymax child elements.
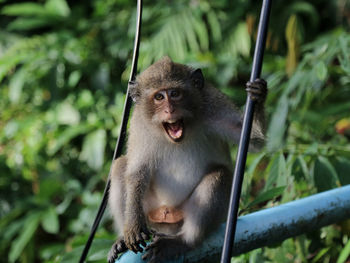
<box><xmin>203</xmin><ymin>81</ymin><xmax>267</xmax><ymax>151</ymax></box>
<box><xmin>123</xmin><ymin>164</ymin><xmax>151</xmax><ymax>252</ymax></box>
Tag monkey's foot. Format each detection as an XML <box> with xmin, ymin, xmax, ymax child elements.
<box><xmin>246</xmin><ymin>78</ymin><xmax>267</xmax><ymax>103</ymax></box>
<box><xmin>107</xmin><ymin>238</ymin><xmax>128</xmax><ymax>263</ymax></box>
<box><xmin>142</xmin><ymin>234</ymin><xmax>189</xmax><ymax>263</ymax></box>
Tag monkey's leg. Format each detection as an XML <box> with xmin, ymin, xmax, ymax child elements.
<box><xmin>143</xmin><ymin>166</ymin><xmax>232</xmax><ymax>263</ymax></box>
<box><xmin>108</xmin><ymin>156</ymin><xmax>128</xmax><ymax>263</ymax></box>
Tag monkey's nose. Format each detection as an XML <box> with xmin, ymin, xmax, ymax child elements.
<box><xmin>165</xmin><ymin>108</ymin><xmax>175</xmax><ymax>114</ymax></box>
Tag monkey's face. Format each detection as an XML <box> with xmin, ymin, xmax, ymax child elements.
<box><xmin>148</xmin><ymin>87</ymin><xmax>195</xmax><ymax>143</ymax></box>
<box><xmin>132</xmin><ymin>57</ymin><xmax>205</xmax><ymax>143</ymax></box>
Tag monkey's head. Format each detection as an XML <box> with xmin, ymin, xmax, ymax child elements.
<box><xmin>130</xmin><ymin>56</ymin><xmax>204</xmax><ymax>143</ymax></box>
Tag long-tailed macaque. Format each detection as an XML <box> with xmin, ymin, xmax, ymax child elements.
<box><xmin>108</xmin><ymin>56</ymin><xmax>267</xmax><ymax>263</ymax></box>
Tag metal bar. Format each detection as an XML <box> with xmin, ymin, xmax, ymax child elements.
<box><xmin>220</xmin><ymin>1</ymin><xmax>272</xmax><ymax>262</ymax></box>
<box><xmin>78</xmin><ymin>1</ymin><xmax>142</xmax><ymax>262</ymax></box>
<box><xmin>115</xmin><ymin>185</ymin><xmax>350</xmax><ymax>263</ymax></box>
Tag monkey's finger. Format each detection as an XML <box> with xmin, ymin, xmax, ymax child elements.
<box><xmin>145</xmin><ymin>244</ymin><xmax>154</xmax><ymax>251</ymax></box>
<box><xmin>107</xmin><ymin>255</ymin><xmax>117</xmax><ymax>263</ymax></box>
<box><xmin>125</xmin><ymin>233</ymin><xmax>142</xmax><ymax>253</ymax></box>
<box><xmin>133</xmin><ymin>232</ymin><xmax>147</xmax><ymax>248</ymax></box>
<box><xmin>142</xmin><ymin>227</ymin><xmax>152</xmax><ymax>238</ymax></box>
<box><xmin>145</xmin><ymin>239</ymin><xmax>160</xmax><ymax>251</ymax></box>
<box><xmin>108</xmin><ymin>243</ymin><xmax>122</xmax><ymax>263</ymax></box>
<box><xmin>246</xmin><ymin>86</ymin><xmax>264</xmax><ymax>94</ymax></box>
<box><xmin>107</xmin><ymin>251</ymin><xmax>116</xmax><ymax>263</ymax></box>
<box><xmin>247</xmin><ymin>78</ymin><xmax>267</xmax><ymax>87</ymax></box>
<box><xmin>246</xmin><ymin>80</ymin><xmax>267</xmax><ymax>90</ymax></box>
<box><xmin>145</xmin><ymin>242</ymin><xmax>155</xmax><ymax>251</ymax></box>
<box><xmin>126</xmin><ymin>240</ymin><xmax>140</xmax><ymax>253</ymax></box>
<box><xmin>130</xmin><ymin>243</ymin><xmax>142</xmax><ymax>253</ymax></box>
<box><xmin>141</xmin><ymin>232</ymin><xmax>149</xmax><ymax>241</ymax></box>
<box><xmin>142</xmin><ymin>247</ymin><xmax>159</xmax><ymax>262</ymax></box>
<box><xmin>141</xmin><ymin>251</ymin><xmax>152</xmax><ymax>261</ymax></box>
<box><xmin>149</xmin><ymin>229</ymin><xmax>157</xmax><ymax>235</ymax></box>
<box><xmin>116</xmin><ymin>240</ymin><xmax>127</xmax><ymax>253</ymax></box>
<box><xmin>142</xmin><ymin>249</ymin><xmax>155</xmax><ymax>261</ymax></box>
<box><xmin>255</xmin><ymin>78</ymin><xmax>267</xmax><ymax>86</ymax></box>
<box><xmin>246</xmin><ymin>85</ymin><xmax>267</xmax><ymax>96</ymax></box>
<box><xmin>134</xmin><ymin>241</ymin><xmax>144</xmax><ymax>253</ymax></box>
<box><xmin>139</xmin><ymin>238</ymin><xmax>147</xmax><ymax>248</ymax></box>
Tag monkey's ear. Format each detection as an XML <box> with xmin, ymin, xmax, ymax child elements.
<box><xmin>190</xmin><ymin>69</ymin><xmax>204</xmax><ymax>89</ymax></box>
<box><xmin>128</xmin><ymin>81</ymin><xmax>140</xmax><ymax>102</ymax></box>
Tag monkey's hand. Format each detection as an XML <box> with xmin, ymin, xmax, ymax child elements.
<box><xmin>246</xmin><ymin>78</ymin><xmax>267</xmax><ymax>104</ymax></box>
<box><xmin>123</xmin><ymin>219</ymin><xmax>151</xmax><ymax>253</ymax></box>
<box><xmin>107</xmin><ymin>237</ymin><xmax>127</xmax><ymax>263</ymax></box>
<box><xmin>142</xmin><ymin>234</ymin><xmax>190</xmax><ymax>263</ymax></box>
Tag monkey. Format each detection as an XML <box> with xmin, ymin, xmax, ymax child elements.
<box><xmin>107</xmin><ymin>56</ymin><xmax>267</xmax><ymax>263</ymax></box>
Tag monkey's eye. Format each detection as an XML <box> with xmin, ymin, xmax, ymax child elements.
<box><xmin>154</xmin><ymin>93</ymin><xmax>164</xmax><ymax>101</ymax></box>
<box><xmin>170</xmin><ymin>89</ymin><xmax>182</xmax><ymax>99</ymax></box>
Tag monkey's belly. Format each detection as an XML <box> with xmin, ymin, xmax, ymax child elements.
<box><xmin>148</xmin><ymin>205</ymin><xmax>184</xmax><ymax>223</ymax></box>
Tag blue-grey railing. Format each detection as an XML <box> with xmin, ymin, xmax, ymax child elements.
<box><xmin>115</xmin><ymin>185</ymin><xmax>350</xmax><ymax>263</ymax></box>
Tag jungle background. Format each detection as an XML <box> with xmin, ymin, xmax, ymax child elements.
<box><xmin>0</xmin><ymin>0</ymin><xmax>350</xmax><ymax>262</ymax></box>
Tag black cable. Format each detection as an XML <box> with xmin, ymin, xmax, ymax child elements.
<box><xmin>78</xmin><ymin>0</ymin><xmax>143</xmax><ymax>262</ymax></box>
<box><xmin>220</xmin><ymin>0</ymin><xmax>272</xmax><ymax>262</ymax></box>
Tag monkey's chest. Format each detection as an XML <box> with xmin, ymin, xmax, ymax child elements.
<box><xmin>152</xmin><ymin>160</ymin><xmax>202</xmax><ymax>206</ymax></box>
<box><xmin>145</xmin><ymin>141</ymin><xmax>229</xmax><ymax>208</ymax></box>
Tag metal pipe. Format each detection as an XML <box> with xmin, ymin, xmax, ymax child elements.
<box><xmin>79</xmin><ymin>1</ymin><xmax>142</xmax><ymax>262</ymax></box>
<box><xmin>115</xmin><ymin>185</ymin><xmax>350</xmax><ymax>263</ymax></box>
<box><xmin>221</xmin><ymin>0</ymin><xmax>272</xmax><ymax>262</ymax></box>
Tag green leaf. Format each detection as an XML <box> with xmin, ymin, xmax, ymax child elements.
<box><xmin>311</xmin><ymin>247</ymin><xmax>330</xmax><ymax>263</ymax></box>
<box><xmin>333</xmin><ymin>157</ymin><xmax>350</xmax><ymax>186</ymax></box>
<box><xmin>87</xmin><ymin>239</ymin><xmax>113</xmax><ymax>261</ymax></box>
<box><xmin>9</xmin><ymin>212</ymin><xmax>41</xmax><ymax>263</ymax></box>
<box><xmin>246</xmin><ymin>186</ymin><xmax>286</xmax><ymax>209</ymax></box>
<box><xmin>242</xmin><ymin>152</ymin><xmax>266</xmax><ymax>205</ymax></box>
<box><xmin>7</xmin><ymin>17</ymin><xmax>52</xmax><ymax>31</ymax></box>
<box><xmin>290</xmin><ymin>2</ymin><xmax>319</xmax><ymax>28</ymax></box>
<box><xmin>207</xmin><ymin>10</ymin><xmax>222</xmax><ymax>42</ymax></box>
<box><xmin>337</xmin><ymin>239</ymin><xmax>350</xmax><ymax>263</ymax></box>
<box><xmin>267</xmin><ymin>95</ymin><xmax>288</xmax><ymax>152</ymax></box>
<box><xmin>265</xmin><ymin>153</ymin><xmax>286</xmax><ymax>191</ymax></box>
<box><xmin>47</xmin><ymin>124</ymin><xmax>92</xmax><ymax>155</ymax></box>
<box><xmin>45</xmin><ymin>0</ymin><xmax>70</xmax><ymax>17</ymax></box>
<box><xmin>1</xmin><ymin>3</ymin><xmax>46</xmax><ymax>16</ymax></box>
<box><xmin>80</xmin><ymin>129</ymin><xmax>107</xmax><ymax>170</ymax></box>
<box><xmin>313</xmin><ymin>156</ymin><xmax>339</xmax><ymax>192</ymax></box>
<box><xmin>264</xmin><ymin>154</ymin><xmax>279</xmax><ymax>191</ymax></box>
<box><xmin>3</xmin><ymin>219</ymin><xmax>24</xmax><ymax>242</ymax></box>
<box><xmin>60</xmin><ymin>246</ymin><xmax>83</xmax><ymax>263</ymax></box>
<box><xmin>191</xmin><ymin>13</ymin><xmax>209</xmax><ymax>51</ymax></box>
<box><xmin>315</xmin><ymin>61</ymin><xmax>328</xmax><ymax>81</ymax></box>
<box><xmin>68</xmin><ymin>70</ymin><xmax>82</xmax><ymax>88</ymax></box>
<box><xmin>56</xmin><ymin>101</ymin><xmax>81</xmax><ymax>125</ymax></box>
<box><xmin>41</xmin><ymin>207</ymin><xmax>59</xmax><ymax>234</ymax></box>
<box><xmin>246</xmin><ymin>152</ymin><xmax>266</xmax><ymax>176</ymax></box>
<box><xmin>0</xmin><ymin>53</ymin><xmax>28</xmax><ymax>82</ymax></box>
<box><xmin>8</xmin><ymin>68</ymin><xmax>26</xmax><ymax>103</ymax></box>
<box><xmin>234</xmin><ymin>22</ymin><xmax>250</xmax><ymax>57</ymax></box>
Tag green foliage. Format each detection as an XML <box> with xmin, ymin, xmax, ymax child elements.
<box><xmin>0</xmin><ymin>0</ymin><xmax>349</xmax><ymax>262</ymax></box>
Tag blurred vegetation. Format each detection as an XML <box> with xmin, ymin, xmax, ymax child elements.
<box><xmin>0</xmin><ymin>0</ymin><xmax>349</xmax><ymax>262</ymax></box>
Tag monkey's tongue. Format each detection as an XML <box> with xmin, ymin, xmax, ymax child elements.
<box><xmin>165</xmin><ymin>120</ymin><xmax>183</xmax><ymax>140</ymax></box>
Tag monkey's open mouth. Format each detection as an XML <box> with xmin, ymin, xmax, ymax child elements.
<box><xmin>163</xmin><ymin>119</ymin><xmax>184</xmax><ymax>142</ymax></box>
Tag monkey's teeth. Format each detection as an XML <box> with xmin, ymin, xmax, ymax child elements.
<box><xmin>167</xmin><ymin>120</ymin><xmax>177</xmax><ymax>124</ymax></box>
